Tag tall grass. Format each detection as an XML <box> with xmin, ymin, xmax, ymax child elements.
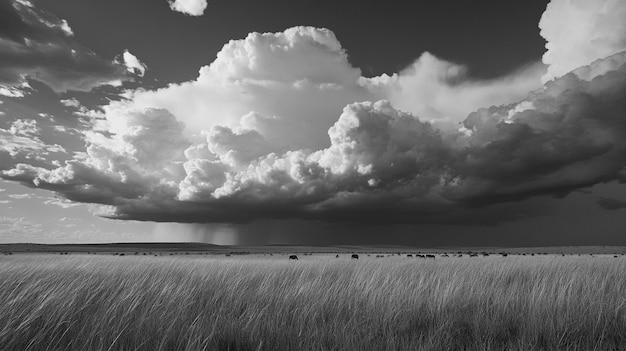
<box><xmin>0</xmin><ymin>255</ymin><xmax>625</xmax><ymax>350</ymax></box>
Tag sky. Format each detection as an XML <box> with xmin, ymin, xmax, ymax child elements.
<box><xmin>1</xmin><ymin>0</ymin><xmax>626</xmax><ymax>246</ymax></box>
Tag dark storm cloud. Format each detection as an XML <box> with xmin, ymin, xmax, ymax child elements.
<box><xmin>0</xmin><ymin>0</ymin><xmax>132</xmax><ymax>93</ymax></box>
<box><xmin>597</xmin><ymin>197</ymin><xmax>626</xmax><ymax>211</ymax></box>
<box><xmin>448</xmin><ymin>59</ymin><xmax>626</xmax><ymax>206</ymax></box>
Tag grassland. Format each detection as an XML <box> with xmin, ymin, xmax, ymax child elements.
<box><xmin>1</xmin><ymin>254</ymin><xmax>625</xmax><ymax>350</ymax></box>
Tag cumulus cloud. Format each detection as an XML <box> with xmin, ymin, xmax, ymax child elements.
<box><xmin>117</xmin><ymin>26</ymin><xmax>540</xmax><ymax>155</ymax></box>
<box><xmin>207</xmin><ymin>127</ymin><xmax>272</xmax><ymax>168</ymax></box>
<box><xmin>168</xmin><ymin>0</ymin><xmax>208</xmax><ymax>16</ymax></box>
<box><xmin>120</xmin><ymin>26</ymin><xmax>370</xmax><ymax>152</ymax></box>
<box><xmin>0</xmin><ymin>0</ymin><xmax>133</xmax><ymax>93</ymax></box>
<box><xmin>540</xmin><ymin>0</ymin><xmax>626</xmax><ymax>82</ymax></box>
<box><xmin>120</xmin><ymin>50</ymin><xmax>147</xmax><ymax>77</ymax></box>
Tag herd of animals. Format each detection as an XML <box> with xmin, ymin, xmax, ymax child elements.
<box><xmin>284</xmin><ymin>252</ymin><xmax>626</xmax><ymax>260</ymax></box>
<box><xmin>287</xmin><ymin>253</ymin><xmax>487</xmax><ymax>260</ymax></box>
<box><xmin>2</xmin><ymin>251</ymin><xmax>625</xmax><ymax>258</ymax></box>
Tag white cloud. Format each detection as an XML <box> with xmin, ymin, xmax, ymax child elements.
<box><xmin>121</xmin><ymin>50</ymin><xmax>147</xmax><ymax>77</ymax></box>
<box><xmin>207</xmin><ymin>126</ymin><xmax>272</xmax><ymax>168</ymax></box>
<box><xmin>0</xmin><ymin>85</ymin><xmax>27</xmax><ymax>98</ymax></box>
<box><xmin>168</xmin><ymin>0</ymin><xmax>208</xmax><ymax>16</ymax></box>
<box><xmin>60</xmin><ymin>98</ymin><xmax>80</xmax><ymax>108</ymax></box>
<box><xmin>540</xmin><ymin>0</ymin><xmax>626</xmax><ymax>82</ymax></box>
<box><xmin>119</xmin><ymin>27</ymin><xmax>371</xmax><ymax>152</ymax></box>
<box><xmin>0</xmin><ymin>119</ymin><xmax>67</xmax><ymax>159</ymax></box>
<box><xmin>59</xmin><ymin>19</ymin><xmax>73</xmax><ymax>36</ymax></box>
<box><xmin>8</xmin><ymin>193</ymin><xmax>31</xmax><ymax>199</ymax></box>
<box><xmin>9</xmin><ymin>119</ymin><xmax>39</xmax><ymax>137</ymax></box>
<box><xmin>381</xmin><ymin>53</ymin><xmax>545</xmax><ymax>125</ymax></box>
<box><xmin>1</xmin><ymin>130</ymin><xmax>46</xmax><ymax>157</ymax></box>
<box><xmin>43</xmin><ymin>197</ymin><xmax>81</xmax><ymax>208</ymax></box>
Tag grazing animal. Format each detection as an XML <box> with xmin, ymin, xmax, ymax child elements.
<box><xmin>351</xmin><ymin>254</ymin><xmax>359</xmax><ymax>260</ymax></box>
<box><xmin>289</xmin><ymin>255</ymin><xmax>298</xmax><ymax>260</ymax></box>
<box><xmin>407</xmin><ymin>254</ymin><xmax>413</xmax><ymax>258</ymax></box>
<box><xmin>425</xmin><ymin>254</ymin><xmax>435</xmax><ymax>259</ymax></box>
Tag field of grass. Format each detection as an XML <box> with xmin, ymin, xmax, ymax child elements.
<box><xmin>1</xmin><ymin>254</ymin><xmax>625</xmax><ymax>350</ymax></box>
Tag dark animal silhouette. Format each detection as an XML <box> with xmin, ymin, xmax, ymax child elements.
<box><xmin>351</xmin><ymin>254</ymin><xmax>359</xmax><ymax>260</ymax></box>
<box><xmin>425</xmin><ymin>254</ymin><xmax>435</xmax><ymax>259</ymax></box>
<box><xmin>407</xmin><ymin>254</ymin><xmax>413</xmax><ymax>258</ymax></box>
<box><xmin>336</xmin><ymin>255</ymin><xmax>339</xmax><ymax>258</ymax></box>
<box><xmin>289</xmin><ymin>255</ymin><xmax>298</xmax><ymax>260</ymax></box>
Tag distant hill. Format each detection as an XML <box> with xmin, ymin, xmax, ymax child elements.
<box><xmin>1</xmin><ymin>243</ymin><xmax>626</xmax><ymax>255</ymax></box>
<box><xmin>0</xmin><ymin>242</ymin><xmax>223</xmax><ymax>253</ymax></box>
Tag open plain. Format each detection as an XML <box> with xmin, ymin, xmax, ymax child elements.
<box><xmin>1</xmin><ymin>244</ymin><xmax>626</xmax><ymax>350</ymax></box>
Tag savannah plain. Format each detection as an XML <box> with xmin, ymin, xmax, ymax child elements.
<box><xmin>1</xmin><ymin>244</ymin><xmax>626</xmax><ymax>350</ymax></box>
